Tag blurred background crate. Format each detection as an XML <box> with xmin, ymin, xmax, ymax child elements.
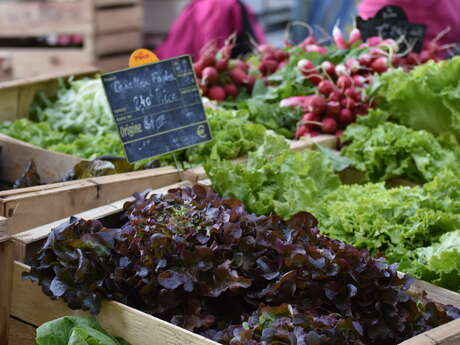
<box><xmin>0</xmin><ymin>0</ymin><xmax>143</xmax><ymax>79</ymax></box>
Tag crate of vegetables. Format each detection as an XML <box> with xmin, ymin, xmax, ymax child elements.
<box><xmin>5</xmin><ymin>182</ymin><xmax>460</xmax><ymax>345</ymax></box>
<box><xmin>0</xmin><ymin>0</ymin><xmax>143</xmax><ymax>78</ymax></box>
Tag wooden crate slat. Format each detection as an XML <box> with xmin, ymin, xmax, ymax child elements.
<box><xmin>399</xmin><ymin>319</ymin><xmax>460</xmax><ymax>345</ymax></box>
<box><xmin>96</xmin><ymin>54</ymin><xmax>132</xmax><ymax>73</ymax></box>
<box><xmin>4</xmin><ymin>49</ymin><xmax>94</xmax><ymax>80</ymax></box>
<box><xmin>11</xmin><ymin>262</ymin><xmax>218</xmax><ymax>345</ymax></box>
<box><xmin>95</xmin><ymin>0</ymin><xmax>142</xmax><ymax>7</ymax></box>
<box><xmin>8</xmin><ymin>317</ymin><xmax>36</xmax><ymax>345</ymax></box>
<box><xmin>0</xmin><ymin>134</ymin><xmax>84</xmax><ymax>184</ymax></box>
<box><xmin>0</xmin><ymin>238</ymin><xmax>14</xmax><ymax>344</ymax></box>
<box><xmin>95</xmin><ymin>5</ymin><xmax>143</xmax><ymax>34</ymax></box>
<box><xmin>2</xmin><ymin>167</ymin><xmax>181</xmax><ymax>235</ymax></box>
<box><xmin>0</xmin><ymin>1</ymin><xmax>93</xmax><ymax>37</ymax></box>
<box><xmin>95</xmin><ymin>30</ymin><xmax>142</xmax><ymax>56</ymax></box>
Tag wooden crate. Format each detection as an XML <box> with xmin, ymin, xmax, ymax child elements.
<box><xmin>0</xmin><ymin>0</ymin><xmax>143</xmax><ymax>78</ymax></box>
<box><xmin>0</xmin><ymin>230</ymin><xmax>13</xmax><ymax>345</ymax></box>
<box><xmin>0</xmin><ymin>67</ymin><xmax>98</xmax><ymax>122</ymax></box>
<box><xmin>184</xmin><ymin>135</ymin><xmax>338</xmax><ymax>182</ymax></box>
<box><xmin>5</xmin><ymin>183</ymin><xmax>460</xmax><ymax>345</ymax></box>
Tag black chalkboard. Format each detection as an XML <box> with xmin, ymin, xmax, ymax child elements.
<box><xmin>357</xmin><ymin>5</ymin><xmax>426</xmax><ymax>53</ymax></box>
<box><xmin>101</xmin><ymin>55</ymin><xmax>212</xmax><ymax>162</ymax></box>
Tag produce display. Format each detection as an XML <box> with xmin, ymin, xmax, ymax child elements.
<box><xmin>2</xmin><ymin>21</ymin><xmax>460</xmax><ymax>345</ymax></box>
<box><xmin>36</xmin><ymin>316</ymin><xmax>131</xmax><ymax>345</ymax></box>
<box><xmin>339</xmin><ymin>110</ymin><xmax>460</xmax><ymax>184</ymax></box>
<box><xmin>24</xmin><ymin>185</ymin><xmax>460</xmax><ymax>345</ymax></box>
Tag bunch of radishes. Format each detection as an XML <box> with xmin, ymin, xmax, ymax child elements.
<box><xmin>258</xmin><ymin>44</ymin><xmax>290</xmax><ymax>76</ymax></box>
<box><xmin>194</xmin><ymin>38</ymin><xmax>257</xmax><ymax>102</ymax></box>
<box><xmin>282</xmin><ymin>29</ymin><xmax>401</xmax><ymax>139</ymax></box>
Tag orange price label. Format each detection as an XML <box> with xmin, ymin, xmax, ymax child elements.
<box><xmin>129</xmin><ymin>49</ymin><xmax>160</xmax><ymax>68</ymax></box>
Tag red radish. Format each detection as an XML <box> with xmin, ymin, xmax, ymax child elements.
<box><xmin>339</xmin><ymin>108</ymin><xmax>354</xmax><ymax>125</ymax></box>
<box><xmin>307</xmin><ymin>74</ymin><xmax>323</xmax><ymax>86</ymax></box>
<box><xmin>371</xmin><ymin>56</ymin><xmax>389</xmax><ymax>73</ymax></box>
<box><xmin>298</xmin><ymin>59</ymin><xmax>315</xmax><ymax>75</ymax></box>
<box><xmin>295</xmin><ymin>125</ymin><xmax>308</xmax><ymax>139</ymax></box>
<box><xmin>300</xmin><ymin>35</ymin><xmax>316</xmax><ymax>46</ymax></box>
<box><xmin>302</xmin><ymin>112</ymin><xmax>321</xmax><ymax>124</ymax></box>
<box><xmin>275</xmin><ymin>49</ymin><xmax>290</xmax><ymax>61</ymax></box>
<box><xmin>280</xmin><ymin>96</ymin><xmax>314</xmax><ymax>109</ymax></box>
<box><xmin>326</xmin><ymin>101</ymin><xmax>341</xmax><ymax>117</ymax></box>
<box><xmin>72</xmin><ymin>35</ymin><xmax>84</xmax><ymax>45</ymax></box>
<box><xmin>321</xmin><ymin>61</ymin><xmax>336</xmax><ymax>76</ymax></box>
<box><xmin>322</xmin><ymin>117</ymin><xmax>338</xmax><ymax>133</ymax></box>
<box><xmin>229</xmin><ymin>68</ymin><xmax>248</xmax><ymax>85</ymax></box>
<box><xmin>369</xmin><ymin>47</ymin><xmax>384</xmax><ymax>58</ymax></box>
<box><xmin>406</xmin><ymin>52</ymin><xmax>421</xmax><ymax>65</ymax></box>
<box><xmin>207</xmin><ymin>85</ymin><xmax>226</xmax><ymax>101</ymax></box>
<box><xmin>224</xmin><ymin>84</ymin><xmax>238</xmax><ymax>98</ymax></box>
<box><xmin>193</xmin><ymin>61</ymin><xmax>204</xmax><ymax>78</ymax></box>
<box><xmin>201</xmin><ymin>54</ymin><xmax>216</xmax><ymax>67</ymax></box>
<box><xmin>260</xmin><ymin>59</ymin><xmax>279</xmax><ymax>75</ymax></box>
<box><xmin>352</xmin><ymin>75</ymin><xmax>365</xmax><ymax>87</ymax></box>
<box><xmin>335</xmin><ymin>130</ymin><xmax>344</xmax><ymax>139</ymax></box>
<box><xmin>356</xmin><ymin>103</ymin><xmax>370</xmax><ymax>115</ymax></box>
<box><xmin>328</xmin><ymin>91</ymin><xmax>343</xmax><ymax>102</ymax></box>
<box><xmin>420</xmin><ymin>50</ymin><xmax>432</xmax><ymax>63</ymax></box>
<box><xmin>258</xmin><ymin>44</ymin><xmax>275</xmax><ymax>55</ymax></box>
<box><xmin>358</xmin><ymin>54</ymin><xmax>372</xmax><ymax>67</ymax></box>
<box><xmin>337</xmin><ymin>75</ymin><xmax>352</xmax><ymax>89</ymax></box>
<box><xmin>202</xmin><ymin>66</ymin><xmax>219</xmax><ymax>84</ymax></box>
<box><xmin>215</xmin><ymin>58</ymin><xmax>229</xmax><ymax>72</ymax></box>
<box><xmin>246</xmin><ymin>75</ymin><xmax>256</xmax><ymax>91</ymax></box>
<box><xmin>345</xmin><ymin>58</ymin><xmax>360</xmax><ymax>73</ymax></box>
<box><xmin>367</xmin><ymin>36</ymin><xmax>383</xmax><ymax>47</ymax></box>
<box><xmin>318</xmin><ymin>80</ymin><xmax>335</xmax><ymax>95</ymax></box>
<box><xmin>334</xmin><ymin>64</ymin><xmax>348</xmax><ymax>76</ymax></box>
<box><xmin>305</xmin><ymin>44</ymin><xmax>328</xmax><ymax>54</ymax></box>
<box><xmin>309</xmin><ymin>94</ymin><xmax>326</xmax><ymax>113</ymax></box>
<box><xmin>233</xmin><ymin>60</ymin><xmax>249</xmax><ymax>72</ymax></box>
<box><xmin>349</xmin><ymin>28</ymin><xmax>362</xmax><ymax>44</ymax></box>
<box><xmin>344</xmin><ymin>88</ymin><xmax>362</xmax><ymax>102</ymax></box>
<box><xmin>341</xmin><ymin>97</ymin><xmax>355</xmax><ymax>109</ymax></box>
<box><xmin>308</xmin><ymin>130</ymin><xmax>320</xmax><ymax>137</ymax></box>
<box><xmin>333</xmin><ymin>25</ymin><xmax>347</xmax><ymax>49</ymax></box>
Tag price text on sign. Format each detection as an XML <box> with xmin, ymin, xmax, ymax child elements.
<box><xmin>101</xmin><ymin>55</ymin><xmax>212</xmax><ymax>162</ymax></box>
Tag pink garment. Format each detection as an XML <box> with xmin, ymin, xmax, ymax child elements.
<box><xmin>358</xmin><ymin>0</ymin><xmax>460</xmax><ymax>46</ymax></box>
<box><xmin>155</xmin><ymin>0</ymin><xmax>266</xmax><ymax>61</ymax></box>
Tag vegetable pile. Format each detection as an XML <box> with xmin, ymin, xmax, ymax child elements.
<box><xmin>24</xmin><ymin>185</ymin><xmax>460</xmax><ymax>345</ymax></box>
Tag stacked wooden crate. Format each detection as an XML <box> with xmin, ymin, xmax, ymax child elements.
<box><xmin>0</xmin><ymin>0</ymin><xmax>143</xmax><ymax>79</ymax></box>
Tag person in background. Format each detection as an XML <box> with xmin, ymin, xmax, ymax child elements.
<box><xmin>358</xmin><ymin>0</ymin><xmax>460</xmax><ymax>50</ymax></box>
<box><xmin>291</xmin><ymin>0</ymin><xmax>358</xmax><ymax>44</ymax></box>
<box><xmin>155</xmin><ymin>0</ymin><xmax>266</xmax><ymax>61</ymax></box>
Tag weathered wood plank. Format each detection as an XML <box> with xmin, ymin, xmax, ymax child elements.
<box><xmin>11</xmin><ymin>262</ymin><xmax>217</xmax><ymax>345</ymax></box>
<box><xmin>0</xmin><ymin>238</ymin><xmax>14</xmax><ymax>345</ymax></box>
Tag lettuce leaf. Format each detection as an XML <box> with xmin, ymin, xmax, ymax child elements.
<box><xmin>206</xmin><ymin>135</ymin><xmax>341</xmax><ymax>218</ymax></box>
<box><xmin>36</xmin><ymin>316</ymin><xmax>130</xmax><ymax>345</ymax></box>
<box><xmin>415</xmin><ymin>230</ymin><xmax>460</xmax><ymax>293</ymax></box>
<box><xmin>341</xmin><ymin>110</ymin><xmax>460</xmax><ymax>184</ymax></box>
<box><xmin>376</xmin><ymin>57</ymin><xmax>460</xmax><ymax>142</ymax></box>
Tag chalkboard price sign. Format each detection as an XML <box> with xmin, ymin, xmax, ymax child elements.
<box><xmin>357</xmin><ymin>5</ymin><xmax>427</xmax><ymax>53</ymax></box>
<box><xmin>101</xmin><ymin>55</ymin><xmax>212</xmax><ymax>162</ymax></box>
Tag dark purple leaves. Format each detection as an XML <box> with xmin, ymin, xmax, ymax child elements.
<box><xmin>24</xmin><ymin>185</ymin><xmax>459</xmax><ymax>344</ymax></box>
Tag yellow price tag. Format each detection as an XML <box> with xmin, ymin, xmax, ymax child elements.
<box><xmin>129</xmin><ymin>49</ymin><xmax>160</xmax><ymax>68</ymax></box>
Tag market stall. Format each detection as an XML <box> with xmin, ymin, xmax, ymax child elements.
<box><xmin>1</xmin><ymin>4</ymin><xmax>460</xmax><ymax>344</ymax></box>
